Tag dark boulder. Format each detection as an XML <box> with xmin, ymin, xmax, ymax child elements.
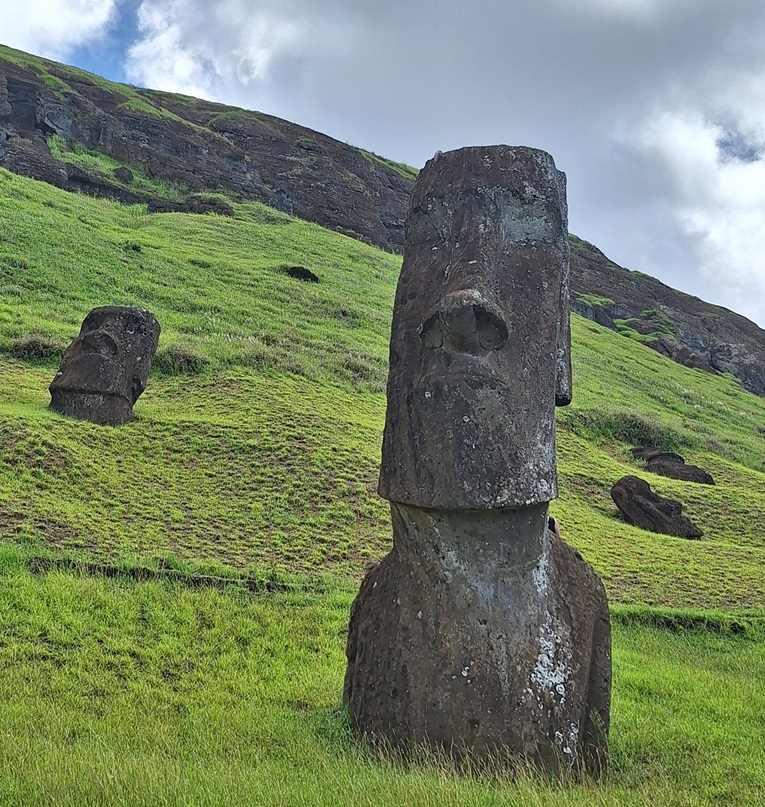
<box><xmin>610</xmin><ymin>475</ymin><xmax>703</xmax><ymax>538</ymax></box>
<box><xmin>646</xmin><ymin>460</ymin><xmax>714</xmax><ymax>485</ymax></box>
<box><xmin>286</xmin><ymin>266</ymin><xmax>319</xmax><ymax>283</ymax></box>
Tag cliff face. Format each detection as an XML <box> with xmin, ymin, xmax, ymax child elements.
<box><xmin>2</xmin><ymin>44</ymin><xmax>765</xmax><ymax>396</ymax></box>
<box><xmin>569</xmin><ymin>237</ymin><xmax>765</xmax><ymax>397</ymax></box>
<box><xmin>0</xmin><ymin>45</ymin><xmax>410</xmax><ymax>251</ymax></box>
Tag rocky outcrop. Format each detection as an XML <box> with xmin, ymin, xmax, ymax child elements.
<box><xmin>2</xmin><ymin>45</ymin><xmax>765</xmax><ymax>397</ymax></box>
<box><xmin>570</xmin><ymin>236</ymin><xmax>765</xmax><ymax>397</ymax></box>
<box><xmin>0</xmin><ymin>45</ymin><xmax>409</xmax><ymax>251</ymax></box>
<box><xmin>610</xmin><ymin>475</ymin><xmax>703</xmax><ymax>538</ymax></box>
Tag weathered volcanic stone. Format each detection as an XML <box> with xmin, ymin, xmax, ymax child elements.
<box><xmin>378</xmin><ymin>146</ymin><xmax>572</xmax><ymax>511</ymax></box>
<box><xmin>631</xmin><ymin>447</ymin><xmax>714</xmax><ymax>485</ymax></box>
<box><xmin>49</xmin><ymin>306</ymin><xmax>160</xmax><ymax>425</ymax></box>
<box><xmin>345</xmin><ymin>506</ymin><xmax>611</xmax><ymax>774</ymax></box>
<box><xmin>345</xmin><ymin>146</ymin><xmax>611</xmax><ymax>776</ymax></box>
<box><xmin>610</xmin><ymin>475</ymin><xmax>703</xmax><ymax>538</ymax></box>
<box><xmin>645</xmin><ymin>460</ymin><xmax>714</xmax><ymax>485</ymax></box>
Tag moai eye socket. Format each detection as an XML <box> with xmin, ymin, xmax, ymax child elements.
<box><xmin>82</xmin><ymin>313</ymin><xmax>104</xmax><ymax>333</ymax></box>
<box><xmin>124</xmin><ymin>316</ymin><xmax>146</xmax><ymax>335</ymax></box>
<box><xmin>419</xmin><ymin>314</ymin><xmax>443</xmax><ymax>349</ymax></box>
<box><xmin>475</xmin><ymin>307</ymin><xmax>508</xmax><ymax>351</ymax></box>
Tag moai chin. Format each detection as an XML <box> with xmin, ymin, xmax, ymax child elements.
<box><xmin>344</xmin><ymin>146</ymin><xmax>611</xmax><ymax>776</ymax></box>
<box><xmin>49</xmin><ymin>306</ymin><xmax>160</xmax><ymax>426</ymax></box>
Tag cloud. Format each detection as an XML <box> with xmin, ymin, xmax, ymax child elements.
<box><xmin>125</xmin><ymin>0</ymin><xmax>345</xmax><ymax>104</ymax></box>
<box><xmin>118</xmin><ymin>0</ymin><xmax>765</xmax><ymax>325</ymax></box>
<box><xmin>626</xmin><ymin>109</ymin><xmax>765</xmax><ymax>322</ymax></box>
<box><xmin>553</xmin><ymin>0</ymin><xmax>694</xmax><ymax>23</ymax></box>
<box><xmin>0</xmin><ymin>0</ymin><xmax>118</xmax><ymax>60</ymax></box>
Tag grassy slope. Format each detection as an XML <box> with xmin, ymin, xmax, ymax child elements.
<box><xmin>2</xmin><ymin>166</ymin><xmax>764</xmax><ymax>609</ymax></box>
<box><xmin>2</xmin><ymin>166</ymin><xmax>765</xmax><ymax>803</ymax></box>
<box><xmin>1</xmin><ymin>547</ymin><xmax>763</xmax><ymax>807</ymax></box>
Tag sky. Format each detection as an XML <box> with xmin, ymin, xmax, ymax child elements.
<box><xmin>3</xmin><ymin>0</ymin><xmax>765</xmax><ymax>327</ymax></box>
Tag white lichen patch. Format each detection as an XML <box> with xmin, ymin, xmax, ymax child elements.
<box><xmin>529</xmin><ymin>614</ymin><xmax>571</xmax><ymax>699</ymax></box>
<box><xmin>532</xmin><ymin>543</ymin><xmax>550</xmax><ymax>597</ymax></box>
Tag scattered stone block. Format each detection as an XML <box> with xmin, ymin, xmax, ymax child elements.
<box><xmin>610</xmin><ymin>475</ymin><xmax>703</xmax><ymax>538</ymax></box>
<box><xmin>631</xmin><ymin>447</ymin><xmax>715</xmax><ymax>485</ymax></box>
<box><xmin>285</xmin><ymin>265</ymin><xmax>319</xmax><ymax>283</ymax></box>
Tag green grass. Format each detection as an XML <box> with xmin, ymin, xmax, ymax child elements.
<box><xmin>2</xmin><ymin>165</ymin><xmax>765</xmax><ymax>607</ymax></box>
<box><xmin>0</xmin><ymin>44</ymin><xmax>205</xmax><ymax>134</ymax></box>
<box><xmin>360</xmin><ymin>149</ymin><xmax>419</xmax><ymax>181</ymax></box>
<box><xmin>2</xmin><ymin>166</ymin><xmax>765</xmax><ymax>803</ymax></box>
<box><xmin>573</xmin><ymin>292</ymin><xmax>614</xmax><ymax>308</ymax></box>
<box><xmin>0</xmin><ymin>551</ymin><xmax>762</xmax><ymax>806</ymax></box>
<box><xmin>46</xmin><ymin>135</ymin><xmax>187</xmax><ymax>202</ymax></box>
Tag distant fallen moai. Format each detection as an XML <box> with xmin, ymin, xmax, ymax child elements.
<box><xmin>611</xmin><ymin>475</ymin><xmax>703</xmax><ymax>538</ymax></box>
<box><xmin>631</xmin><ymin>447</ymin><xmax>715</xmax><ymax>485</ymax></box>
<box><xmin>344</xmin><ymin>146</ymin><xmax>611</xmax><ymax>776</ymax></box>
<box><xmin>50</xmin><ymin>306</ymin><xmax>160</xmax><ymax>425</ymax></box>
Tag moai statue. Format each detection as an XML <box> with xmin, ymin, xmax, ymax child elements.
<box><xmin>344</xmin><ymin>146</ymin><xmax>611</xmax><ymax>776</ymax></box>
<box><xmin>50</xmin><ymin>306</ymin><xmax>160</xmax><ymax>425</ymax></box>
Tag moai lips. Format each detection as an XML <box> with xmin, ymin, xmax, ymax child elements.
<box><xmin>345</xmin><ymin>146</ymin><xmax>611</xmax><ymax>777</ymax></box>
<box><xmin>49</xmin><ymin>306</ymin><xmax>160</xmax><ymax>425</ymax></box>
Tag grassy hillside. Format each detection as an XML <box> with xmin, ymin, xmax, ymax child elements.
<box><xmin>1</xmin><ymin>166</ymin><xmax>764</xmax><ymax>804</ymax></box>
<box><xmin>2</xmin><ymin>165</ymin><xmax>764</xmax><ymax>609</ymax></box>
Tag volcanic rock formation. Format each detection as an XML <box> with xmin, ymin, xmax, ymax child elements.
<box><xmin>3</xmin><ymin>45</ymin><xmax>764</xmax><ymax>396</ymax></box>
<box><xmin>0</xmin><ymin>45</ymin><xmax>409</xmax><ymax>251</ymax></box>
<box><xmin>344</xmin><ymin>146</ymin><xmax>611</xmax><ymax>776</ymax></box>
<box><xmin>49</xmin><ymin>306</ymin><xmax>160</xmax><ymax>425</ymax></box>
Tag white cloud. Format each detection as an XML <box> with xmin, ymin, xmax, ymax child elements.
<box><xmin>125</xmin><ymin>0</ymin><xmax>337</xmax><ymax>103</ymax></box>
<box><xmin>0</xmin><ymin>0</ymin><xmax>118</xmax><ymax>60</ymax></box>
<box><xmin>554</xmin><ymin>0</ymin><xmax>695</xmax><ymax>23</ymax></box>
<box><xmin>631</xmin><ymin>110</ymin><xmax>765</xmax><ymax>320</ymax></box>
<box><xmin>117</xmin><ymin>0</ymin><xmax>765</xmax><ymax>325</ymax></box>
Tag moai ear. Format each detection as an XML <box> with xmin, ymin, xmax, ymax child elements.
<box><xmin>556</xmin><ymin>237</ymin><xmax>573</xmax><ymax>407</ymax></box>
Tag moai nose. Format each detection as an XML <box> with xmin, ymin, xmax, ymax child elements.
<box><xmin>442</xmin><ymin>303</ymin><xmax>480</xmax><ymax>354</ymax></box>
<box><xmin>419</xmin><ymin>292</ymin><xmax>508</xmax><ymax>355</ymax></box>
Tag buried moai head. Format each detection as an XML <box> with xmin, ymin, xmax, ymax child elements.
<box><xmin>49</xmin><ymin>306</ymin><xmax>160</xmax><ymax>425</ymax></box>
<box><xmin>379</xmin><ymin>146</ymin><xmax>572</xmax><ymax>510</ymax></box>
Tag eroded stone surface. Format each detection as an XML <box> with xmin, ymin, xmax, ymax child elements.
<box><xmin>610</xmin><ymin>475</ymin><xmax>703</xmax><ymax>538</ymax></box>
<box><xmin>345</xmin><ymin>146</ymin><xmax>611</xmax><ymax>776</ymax></box>
<box><xmin>49</xmin><ymin>306</ymin><xmax>160</xmax><ymax>425</ymax></box>
<box><xmin>344</xmin><ymin>506</ymin><xmax>611</xmax><ymax>774</ymax></box>
<box><xmin>379</xmin><ymin>146</ymin><xmax>571</xmax><ymax>511</ymax></box>
<box><xmin>631</xmin><ymin>447</ymin><xmax>714</xmax><ymax>485</ymax></box>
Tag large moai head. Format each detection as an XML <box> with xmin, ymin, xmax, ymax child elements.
<box><xmin>49</xmin><ymin>306</ymin><xmax>160</xmax><ymax>425</ymax></box>
<box><xmin>379</xmin><ymin>146</ymin><xmax>571</xmax><ymax>510</ymax></box>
